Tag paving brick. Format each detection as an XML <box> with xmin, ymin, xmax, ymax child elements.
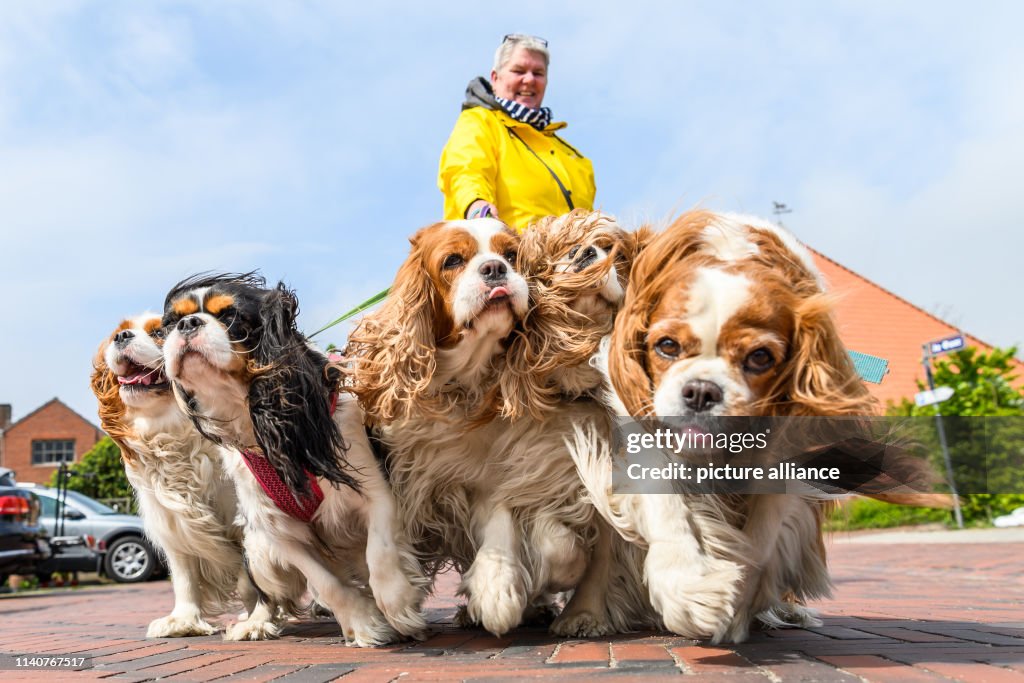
<box><xmin>854</xmin><ymin>626</ymin><xmax>962</xmax><ymax>643</ymax></box>
<box><xmin>159</xmin><ymin>655</ymin><xmax>275</xmax><ymax>682</ymax></box>
<box><xmin>611</xmin><ymin>643</ymin><xmax>673</xmax><ymax>665</ymax></box>
<box><xmin>214</xmin><ymin>664</ymin><xmax>307</xmax><ymax>682</ymax></box>
<box><xmin>3</xmin><ymin>535</ymin><xmax>1024</xmax><ymax>682</ymax></box>
<box><xmin>548</xmin><ymin>641</ymin><xmax>610</xmax><ymax>665</ymax></box>
<box><xmin>919</xmin><ymin>629</ymin><xmax>1024</xmax><ymax>646</ymax></box>
<box><xmin>914</xmin><ymin>661</ymin><xmax>1024</xmax><ymax>682</ymax></box>
<box><xmin>817</xmin><ymin>654</ymin><xmax>953</xmax><ymax>682</ymax></box>
<box><xmin>669</xmin><ymin>645</ymin><xmax>754</xmax><ymax>673</ymax></box>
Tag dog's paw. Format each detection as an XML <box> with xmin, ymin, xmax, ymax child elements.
<box><xmin>521</xmin><ymin>601</ymin><xmax>559</xmax><ymax>627</ymax></box>
<box><xmin>371</xmin><ymin>573</ymin><xmax>428</xmax><ymax>639</ymax></box>
<box><xmin>754</xmin><ymin>601</ymin><xmax>822</xmax><ymax>631</ymax></box>
<box><xmin>147</xmin><ymin>614</ymin><xmax>218</xmax><ymax>638</ymax></box>
<box><xmin>453</xmin><ymin>604</ymin><xmax>478</xmax><ymax>629</ymax></box>
<box><xmin>462</xmin><ymin>548</ymin><xmax>527</xmax><ymax>637</ymax></box>
<box><xmin>550</xmin><ymin>609</ymin><xmax>615</xmax><ymax>638</ymax></box>
<box><xmin>342</xmin><ymin>602</ymin><xmax>401</xmax><ymax>648</ymax></box>
<box><xmin>223</xmin><ymin>617</ymin><xmax>281</xmax><ymax>641</ymax></box>
<box><xmin>645</xmin><ymin>542</ymin><xmax>743</xmax><ymax>641</ymax></box>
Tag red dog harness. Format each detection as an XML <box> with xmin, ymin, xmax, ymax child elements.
<box><xmin>239</xmin><ymin>390</ymin><xmax>339</xmax><ymax>523</ymax></box>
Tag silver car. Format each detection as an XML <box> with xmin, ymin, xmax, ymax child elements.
<box><xmin>19</xmin><ymin>485</ymin><xmax>163</xmax><ymax>583</ymax></box>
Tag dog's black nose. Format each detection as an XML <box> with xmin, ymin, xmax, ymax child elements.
<box><xmin>478</xmin><ymin>259</ymin><xmax>507</xmax><ymax>282</ymax></box>
<box><xmin>176</xmin><ymin>315</ymin><xmax>205</xmax><ymax>335</ymax></box>
<box><xmin>113</xmin><ymin>330</ymin><xmax>134</xmax><ymax>346</ymax></box>
<box><xmin>572</xmin><ymin>245</ymin><xmax>599</xmax><ymax>272</ymax></box>
<box><xmin>681</xmin><ymin>380</ymin><xmax>723</xmax><ymax>413</ymax></box>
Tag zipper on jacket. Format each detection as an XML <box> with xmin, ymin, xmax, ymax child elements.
<box><xmin>505</xmin><ymin>126</ymin><xmax>575</xmax><ymax>211</ymax></box>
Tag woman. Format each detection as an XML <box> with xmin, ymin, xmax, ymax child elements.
<box><xmin>438</xmin><ymin>34</ymin><xmax>596</xmax><ymax>233</ymax></box>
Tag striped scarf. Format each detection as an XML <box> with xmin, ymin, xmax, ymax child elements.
<box><xmin>493</xmin><ymin>96</ymin><xmax>552</xmax><ymax>130</ymax></box>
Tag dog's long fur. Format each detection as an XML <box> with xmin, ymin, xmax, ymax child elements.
<box><xmin>345</xmin><ymin>218</ymin><xmax>629</xmax><ymax>637</ymax></box>
<box><xmin>572</xmin><ymin>211</ymin><xmax>881</xmax><ymax>642</ymax></box>
<box><xmin>91</xmin><ymin>314</ymin><xmax>260</xmax><ymax>638</ymax></box>
<box><xmin>161</xmin><ymin>273</ymin><xmax>426</xmax><ymax>645</ymax></box>
<box><xmin>501</xmin><ymin>210</ymin><xmax>651</xmax><ymax>419</ymax></box>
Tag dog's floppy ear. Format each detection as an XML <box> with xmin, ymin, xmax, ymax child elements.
<box><xmin>767</xmin><ymin>293</ymin><xmax>877</xmax><ymax>416</ymax></box>
<box><xmin>248</xmin><ymin>283</ymin><xmax>356</xmax><ymax>495</ymax></box>
<box><xmin>90</xmin><ymin>339</ymin><xmax>138</xmax><ymax>462</ymax></box>
<box><xmin>608</xmin><ymin>212</ymin><xmax>716</xmax><ymax>417</ymax></box>
<box><xmin>344</xmin><ymin>230</ymin><xmax>445</xmax><ymax>425</ymax></box>
<box><xmin>608</xmin><ymin>296</ymin><xmax>656</xmax><ymax>417</ymax></box>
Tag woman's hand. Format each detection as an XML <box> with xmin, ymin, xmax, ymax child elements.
<box><xmin>467</xmin><ymin>199</ymin><xmax>499</xmax><ymax>220</ymax></box>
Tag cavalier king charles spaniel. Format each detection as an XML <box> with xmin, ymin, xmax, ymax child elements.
<box><xmin>161</xmin><ymin>273</ymin><xmax>426</xmax><ymax>646</ymax></box>
<box><xmin>501</xmin><ymin>209</ymin><xmax>651</xmax><ymax>416</ymax></box>
<box><xmin>91</xmin><ymin>314</ymin><xmax>262</xmax><ymax>638</ymax></box>
<box><xmin>345</xmin><ymin>218</ymin><xmax>621</xmax><ymax>637</ymax></box>
<box><xmin>570</xmin><ymin>210</ymin><xmax>891</xmax><ymax>643</ymax></box>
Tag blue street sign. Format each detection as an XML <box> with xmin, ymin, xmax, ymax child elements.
<box><xmin>929</xmin><ymin>335</ymin><xmax>964</xmax><ymax>355</ymax></box>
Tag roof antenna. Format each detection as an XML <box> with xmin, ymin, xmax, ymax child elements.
<box><xmin>772</xmin><ymin>201</ymin><xmax>792</xmax><ymax>227</ymax></box>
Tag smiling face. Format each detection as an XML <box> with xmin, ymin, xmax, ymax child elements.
<box><xmin>102</xmin><ymin>314</ymin><xmax>172</xmax><ymax>409</ymax></box>
<box><xmin>491</xmin><ymin>46</ymin><xmax>547</xmax><ymax>109</ymax></box>
<box><xmin>90</xmin><ymin>313</ymin><xmax>180</xmax><ymax>458</ymax></box>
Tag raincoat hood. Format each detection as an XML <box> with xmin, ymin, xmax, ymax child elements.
<box><xmin>462</xmin><ymin>76</ymin><xmax>499</xmax><ymax>111</ymax></box>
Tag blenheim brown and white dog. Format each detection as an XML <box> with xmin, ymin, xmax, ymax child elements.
<box><xmin>345</xmin><ymin>218</ymin><xmax>621</xmax><ymax>637</ymax></box>
<box><xmin>91</xmin><ymin>314</ymin><xmax>262</xmax><ymax>638</ymax></box>
<box><xmin>161</xmin><ymin>274</ymin><xmax>426</xmax><ymax>646</ymax></box>
<box><xmin>501</xmin><ymin>209</ymin><xmax>650</xmax><ymax>416</ymax></box>
<box><xmin>498</xmin><ymin>210</ymin><xmax>664</xmax><ymax>636</ymax></box>
<box><xmin>572</xmin><ymin>210</ymin><xmax>882</xmax><ymax>643</ymax></box>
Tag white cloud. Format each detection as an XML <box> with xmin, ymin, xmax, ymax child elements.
<box><xmin>1</xmin><ymin>1</ymin><xmax>1022</xmax><ymax>424</ymax></box>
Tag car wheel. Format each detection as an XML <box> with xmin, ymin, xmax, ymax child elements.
<box><xmin>104</xmin><ymin>536</ymin><xmax>156</xmax><ymax>583</ymax></box>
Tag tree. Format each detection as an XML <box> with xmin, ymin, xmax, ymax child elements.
<box><xmin>49</xmin><ymin>437</ymin><xmax>135</xmax><ymax>506</ymax></box>
<box><xmin>888</xmin><ymin>346</ymin><xmax>1024</xmax><ymax>523</ymax></box>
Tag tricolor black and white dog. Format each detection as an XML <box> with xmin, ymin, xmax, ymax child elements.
<box><xmin>161</xmin><ymin>273</ymin><xmax>426</xmax><ymax>645</ymax></box>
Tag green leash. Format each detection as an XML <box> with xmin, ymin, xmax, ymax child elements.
<box><xmin>308</xmin><ymin>287</ymin><xmax>390</xmax><ymax>339</ymax></box>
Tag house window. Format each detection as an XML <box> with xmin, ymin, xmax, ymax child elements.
<box><xmin>31</xmin><ymin>439</ymin><xmax>75</xmax><ymax>466</ymax></box>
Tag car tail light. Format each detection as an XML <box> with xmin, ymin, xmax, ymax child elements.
<box><xmin>0</xmin><ymin>495</ymin><xmax>30</xmax><ymax>516</ymax></box>
<box><xmin>98</xmin><ymin>539</ymin><xmax>107</xmax><ymax>551</ymax></box>
<box><xmin>83</xmin><ymin>534</ymin><xmax>96</xmax><ymax>549</ymax></box>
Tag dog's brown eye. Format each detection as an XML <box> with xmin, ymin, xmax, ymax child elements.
<box><xmin>442</xmin><ymin>254</ymin><xmax>464</xmax><ymax>270</ymax></box>
<box><xmin>151</xmin><ymin>328</ymin><xmax>165</xmax><ymax>339</ymax></box>
<box><xmin>504</xmin><ymin>249</ymin><xmax>517</xmax><ymax>265</ymax></box>
<box><xmin>744</xmin><ymin>348</ymin><xmax>775</xmax><ymax>374</ymax></box>
<box><xmin>654</xmin><ymin>337</ymin><xmax>681</xmax><ymax>359</ymax></box>
<box><xmin>567</xmin><ymin>245</ymin><xmax>581</xmax><ymax>259</ymax></box>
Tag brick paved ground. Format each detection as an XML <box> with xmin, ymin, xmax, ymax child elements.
<box><xmin>1</xmin><ymin>528</ymin><xmax>1022</xmax><ymax>682</ymax></box>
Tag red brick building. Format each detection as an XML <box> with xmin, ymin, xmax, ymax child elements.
<box><xmin>0</xmin><ymin>399</ymin><xmax>104</xmax><ymax>484</ymax></box>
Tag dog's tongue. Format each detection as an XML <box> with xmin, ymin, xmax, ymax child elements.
<box><xmin>488</xmin><ymin>286</ymin><xmax>510</xmax><ymax>301</ymax></box>
<box><xmin>118</xmin><ymin>372</ymin><xmax>147</xmax><ymax>386</ymax></box>
<box><xmin>118</xmin><ymin>369</ymin><xmax>164</xmax><ymax>386</ymax></box>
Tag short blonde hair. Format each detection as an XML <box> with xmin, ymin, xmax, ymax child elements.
<box><xmin>493</xmin><ymin>34</ymin><xmax>549</xmax><ymax>73</ymax></box>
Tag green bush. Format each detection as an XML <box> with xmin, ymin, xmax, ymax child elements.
<box><xmin>826</xmin><ymin>497</ymin><xmax>950</xmax><ymax>532</ymax></box>
<box><xmin>886</xmin><ymin>346</ymin><xmax>1024</xmax><ymax>526</ymax></box>
<box><xmin>48</xmin><ymin>437</ymin><xmax>135</xmax><ymax>510</ymax></box>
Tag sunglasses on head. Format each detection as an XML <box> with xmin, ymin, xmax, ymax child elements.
<box><xmin>503</xmin><ymin>33</ymin><xmax>548</xmax><ymax>48</ymax></box>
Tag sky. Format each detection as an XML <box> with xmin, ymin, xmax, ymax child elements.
<box><xmin>1</xmin><ymin>1</ymin><xmax>1022</xmax><ymax>424</ymax></box>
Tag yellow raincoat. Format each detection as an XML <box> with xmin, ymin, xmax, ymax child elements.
<box><xmin>438</xmin><ymin>107</ymin><xmax>596</xmax><ymax>233</ymax></box>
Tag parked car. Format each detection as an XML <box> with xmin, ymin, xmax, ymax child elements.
<box><xmin>0</xmin><ymin>468</ymin><xmax>51</xmax><ymax>587</ymax></box>
<box><xmin>18</xmin><ymin>484</ymin><xmax>162</xmax><ymax>583</ymax></box>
